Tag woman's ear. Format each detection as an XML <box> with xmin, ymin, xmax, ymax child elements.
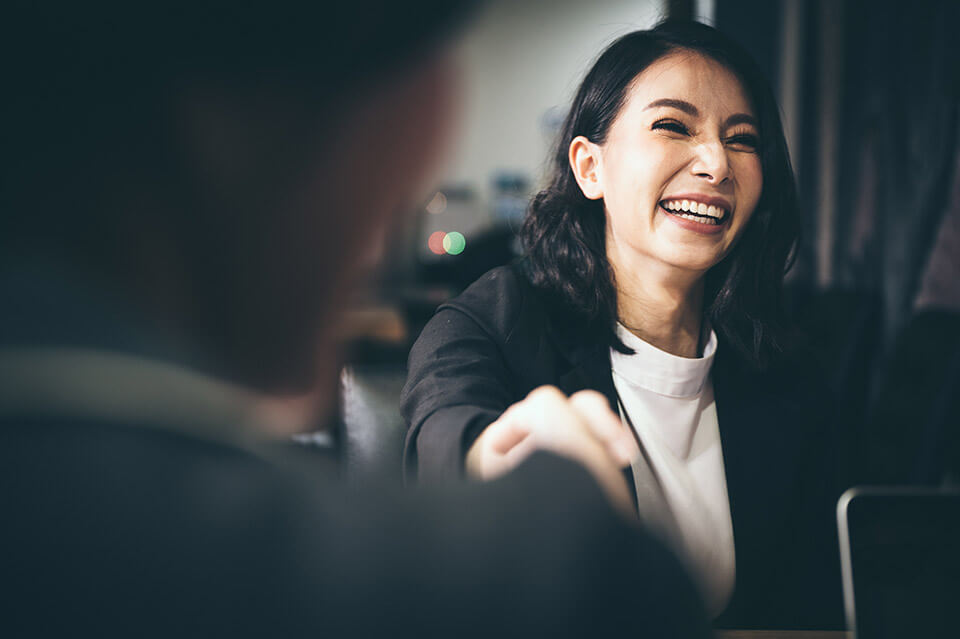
<box><xmin>569</xmin><ymin>135</ymin><xmax>604</xmax><ymax>200</ymax></box>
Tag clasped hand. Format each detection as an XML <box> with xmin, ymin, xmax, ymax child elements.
<box><xmin>466</xmin><ymin>386</ymin><xmax>639</xmax><ymax>517</ymax></box>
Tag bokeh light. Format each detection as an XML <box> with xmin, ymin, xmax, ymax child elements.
<box><xmin>428</xmin><ymin>231</ymin><xmax>447</xmax><ymax>255</ymax></box>
<box><xmin>426</xmin><ymin>191</ymin><xmax>447</xmax><ymax>215</ymax></box>
<box><xmin>443</xmin><ymin>231</ymin><xmax>466</xmax><ymax>255</ymax></box>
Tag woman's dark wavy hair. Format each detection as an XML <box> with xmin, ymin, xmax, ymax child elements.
<box><xmin>521</xmin><ymin>20</ymin><xmax>799</xmax><ymax>369</ymax></box>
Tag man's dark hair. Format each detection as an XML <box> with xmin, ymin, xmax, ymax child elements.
<box><xmin>2</xmin><ymin>2</ymin><xmax>475</xmax><ymax>254</ymax></box>
<box><xmin>0</xmin><ymin>2</ymin><xmax>475</xmax><ymax>390</ymax></box>
<box><xmin>521</xmin><ymin>20</ymin><xmax>799</xmax><ymax>369</ymax></box>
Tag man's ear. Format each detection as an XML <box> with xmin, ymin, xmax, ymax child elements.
<box><xmin>569</xmin><ymin>135</ymin><xmax>604</xmax><ymax>200</ymax></box>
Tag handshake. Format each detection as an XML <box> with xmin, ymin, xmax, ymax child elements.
<box><xmin>466</xmin><ymin>386</ymin><xmax>640</xmax><ymax>517</ymax></box>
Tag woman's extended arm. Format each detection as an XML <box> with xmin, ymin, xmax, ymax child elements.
<box><xmin>401</xmin><ymin>304</ymin><xmax>519</xmax><ymax>482</ymax></box>
<box><xmin>401</xmin><ymin>268</ymin><xmax>636</xmax><ymax>511</ymax></box>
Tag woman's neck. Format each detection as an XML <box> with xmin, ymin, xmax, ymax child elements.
<box><xmin>611</xmin><ymin>254</ymin><xmax>705</xmax><ymax>359</ymax></box>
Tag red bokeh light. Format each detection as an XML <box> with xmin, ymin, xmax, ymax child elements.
<box><xmin>428</xmin><ymin>231</ymin><xmax>447</xmax><ymax>255</ymax></box>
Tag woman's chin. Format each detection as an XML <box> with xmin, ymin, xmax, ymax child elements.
<box><xmin>652</xmin><ymin>247</ymin><xmax>725</xmax><ymax>276</ymax></box>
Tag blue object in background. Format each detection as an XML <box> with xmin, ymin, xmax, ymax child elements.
<box><xmin>491</xmin><ymin>171</ymin><xmax>530</xmax><ymax>227</ymax></box>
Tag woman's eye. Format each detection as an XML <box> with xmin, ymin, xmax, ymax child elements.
<box><xmin>726</xmin><ymin>134</ymin><xmax>759</xmax><ymax>151</ymax></box>
<box><xmin>652</xmin><ymin>119</ymin><xmax>689</xmax><ymax>135</ymax></box>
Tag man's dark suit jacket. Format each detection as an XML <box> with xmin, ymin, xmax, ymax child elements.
<box><xmin>402</xmin><ymin>263</ymin><xmax>845</xmax><ymax>631</ymax></box>
<box><xmin>1</xmin><ymin>261</ymin><xmax>712</xmax><ymax>638</ymax></box>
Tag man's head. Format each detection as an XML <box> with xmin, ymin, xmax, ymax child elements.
<box><xmin>1</xmin><ymin>2</ymin><xmax>471</xmax><ymax>396</ymax></box>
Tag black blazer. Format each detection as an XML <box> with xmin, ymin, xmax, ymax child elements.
<box><xmin>402</xmin><ymin>263</ymin><xmax>845</xmax><ymax>630</ymax></box>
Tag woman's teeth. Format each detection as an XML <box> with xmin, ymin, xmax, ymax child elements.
<box><xmin>660</xmin><ymin>199</ymin><xmax>727</xmax><ymax>225</ymax></box>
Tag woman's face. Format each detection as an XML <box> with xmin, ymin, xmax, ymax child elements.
<box><xmin>582</xmin><ymin>51</ymin><xmax>763</xmax><ymax>277</ymax></box>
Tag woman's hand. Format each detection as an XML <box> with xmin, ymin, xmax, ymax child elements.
<box><xmin>465</xmin><ymin>386</ymin><xmax>638</xmax><ymax>516</ymax></box>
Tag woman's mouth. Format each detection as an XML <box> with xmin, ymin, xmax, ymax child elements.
<box><xmin>658</xmin><ymin>198</ymin><xmax>729</xmax><ymax>226</ymax></box>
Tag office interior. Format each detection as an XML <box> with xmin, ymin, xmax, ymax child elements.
<box><xmin>334</xmin><ymin>0</ymin><xmax>960</xmax><ymax>492</ymax></box>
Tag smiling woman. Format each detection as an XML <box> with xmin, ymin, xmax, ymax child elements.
<box><xmin>569</xmin><ymin>49</ymin><xmax>764</xmax><ymax>359</ymax></box>
<box><xmin>402</xmin><ymin>20</ymin><xmax>842</xmax><ymax>631</ymax></box>
<box><xmin>524</xmin><ymin>25</ymin><xmax>797</xmax><ymax>367</ymax></box>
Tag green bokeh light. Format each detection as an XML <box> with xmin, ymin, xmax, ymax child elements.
<box><xmin>443</xmin><ymin>231</ymin><xmax>466</xmax><ymax>255</ymax></box>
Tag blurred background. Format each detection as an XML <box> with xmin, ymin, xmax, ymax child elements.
<box><xmin>337</xmin><ymin>0</ymin><xmax>960</xmax><ymax>490</ymax></box>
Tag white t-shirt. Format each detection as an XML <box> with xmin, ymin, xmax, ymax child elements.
<box><xmin>610</xmin><ymin>323</ymin><xmax>736</xmax><ymax>616</ymax></box>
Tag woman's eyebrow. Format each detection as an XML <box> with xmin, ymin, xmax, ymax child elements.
<box><xmin>643</xmin><ymin>98</ymin><xmax>699</xmax><ymax>115</ymax></box>
<box><xmin>725</xmin><ymin>113</ymin><xmax>758</xmax><ymax>128</ymax></box>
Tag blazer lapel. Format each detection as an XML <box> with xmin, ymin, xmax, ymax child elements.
<box><xmin>712</xmin><ymin>351</ymin><xmax>752</xmax><ymax>554</ymax></box>
<box><xmin>553</xmin><ymin>334</ymin><xmax>638</xmax><ymax>514</ymax></box>
<box><xmin>712</xmin><ymin>346</ymin><xmax>802</xmax><ymax>624</ymax></box>
<box><xmin>557</xmin><ymin>342</ymin><xmax>619</xmax><ymax>410</ymax></box>
<box><xmin>711</xmin><ymin>348</ymin><xmax>764</xmax><ymax>623</ymax></box>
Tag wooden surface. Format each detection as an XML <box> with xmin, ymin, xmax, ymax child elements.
<box><xmin>338</xmin><ymin>305</ymin><xmax>407</xmax><ymax>344</ymax></box>
<box><xmin>717</xmin><ymin>632</ymin><xmax>850</xmax><ymax>639</ymax></box>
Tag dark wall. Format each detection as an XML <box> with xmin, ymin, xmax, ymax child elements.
<box><xmin>715</xmin><ymin>0</ymin><xmax>783</xmax><ymax>92</ymax></box>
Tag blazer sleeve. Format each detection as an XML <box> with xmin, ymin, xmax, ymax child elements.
<box><xmin>401</xmin><ymin>266</ymin><xmax>527</xmax><ymax>483</ymax></box>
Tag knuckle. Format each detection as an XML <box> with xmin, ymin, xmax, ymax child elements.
<box><xmin>570</xmin><ymin>389</ymin><xmax>606</xmax><ymax>406</ymax></box>
<box><xmin>570</xmin><ymin>391</ymin><xmax>615</xmax><ymax>419</ymax></box>
<box><xmin>526</xmin><ymin>385</ymin><xmax>565</xmax><ymax>403</ymax></box>
<box><xmin>571</xmin><ymin>388</ymin><xmax>602</xmax><ymax>399</ymax></box>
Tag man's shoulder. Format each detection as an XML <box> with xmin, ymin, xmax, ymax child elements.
<box><xmin>3</xmin><ymin>418</ymin><xmax>712</xmax><ymax>638</ymax></box>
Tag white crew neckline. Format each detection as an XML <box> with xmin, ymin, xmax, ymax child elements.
<box><xmin>612</xmin><ymin>323</ymin><xmax>717</xmax><ymax>398</ymax></box>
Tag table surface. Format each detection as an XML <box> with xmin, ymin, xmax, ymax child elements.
<box><xmin>717</xmin><ymin>632</ymin><xmax>850</xmax><ymax>639</ymax></box>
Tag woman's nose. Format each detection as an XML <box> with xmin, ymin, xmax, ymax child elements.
<box><xmin>690</xmin><ymin>140</ymin><xmax>731</xmax><ymax>184</ymax></box>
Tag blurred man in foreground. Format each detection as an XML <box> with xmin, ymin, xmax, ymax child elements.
<box><xmin>0</xmin><ymin>3</ymin><xmax>710</xmax><ymax>636</ymax></box>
